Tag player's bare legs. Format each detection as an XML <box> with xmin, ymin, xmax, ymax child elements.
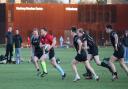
<box><xmin>72</xmin><ymin>59</ymin><xmax>80</xmax><ymax>82</ymax></box>
<box><xmin>33</xmin><ymin>56</ymin><xmax>41</xmax><ymax>76</ymax></box>
<box><xmin>84</xmin><ymin>60</ymin><xmax>99</xmax><ymax>81</ymax></box>
<box><xmin>109</xmin><ymin>56</ymin><xmax>118</xmax><ymax>80</ymax></box>
<box><xmin>50</xmin><ymin>57</ymin><xmax>66</xmax><ymax>80</ymax></box>
<box><xmin>94</xmin><ymin>55</ymin><xmax>113</xmax><ymax>73</ymax></box>
<box><xmin>119</xmin><ymin>58</ymin><xmax>128</xmax><ymax>75</ymax></box>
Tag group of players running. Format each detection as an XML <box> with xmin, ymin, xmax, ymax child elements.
<box><xmin>31</xmin><ymin>25</ymin><xmax>128</xmax><ymax>82</ymax></box>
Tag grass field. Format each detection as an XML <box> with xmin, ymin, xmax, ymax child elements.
<box><xmin>0</xmin><ymin>47</ymin><xmax>128</xmax><ymax>89</ymax></box>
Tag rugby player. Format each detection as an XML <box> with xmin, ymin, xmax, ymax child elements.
<box><xmin>71</xmin><ymin>27</ymin><xmax>99</xmax><ymax>82</ymax></box>
<box><xmin>106</xmin><ymin>24</ymin><xmax>128</xmax><ymax>81</ymax></box>
<box><xmin>77</xmin><ymin>28</ymin><xmax>112</xmax><ymax>79</ymax></box>
<box><xmin>40</xmin><ymin>28</ymin><xmax>66</xmax><ymax>80</ymax></box>
<box><xmin>31</xmin><ymin>30</ymin><xmax>47</xmax><ymax>77</ymax></box>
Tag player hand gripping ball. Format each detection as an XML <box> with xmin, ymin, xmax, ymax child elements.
<box><xmin>44</xmin><ymin>44</ymin><xmax>51</xmax><ymax>53</ymax></box>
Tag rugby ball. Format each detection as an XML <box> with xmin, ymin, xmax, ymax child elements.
<box><xmin>45</xmin><ymin>44</ymin><xmax>51</xmax><ymax>51</ymax></box>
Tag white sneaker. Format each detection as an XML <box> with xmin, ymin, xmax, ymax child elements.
<box><xmin>94</xmin><ymin>75</ymin><xmax>99</xmax><ymax>81</ymax></box>
<box><xmin>112</xmin><ymin>75</ymin><xmax>118</xmax><ymax>81</ymax></box>
<box><xmin>73</xmin><ymin>76</ymin><xmax>80</xmax><ymax>82</ymax></box>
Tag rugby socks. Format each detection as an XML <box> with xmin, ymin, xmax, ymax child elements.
<box><xmin>101</xmin><ymin>62</ymin><xmax>109</xmax><ymax>68</ymax></box>
<box><xmin>41</xmin><ymin>61</ymin><xmax>47</xmax><ymax>73</ymax></box>
<box><xmin>86</xmin><ymin>67</ymin><xmax>92</xmax><ymax>76</ymax></box>
<box><xmin>101</xmin><ymin>62</ymin><xmax>113</xmax><ymax>73</ymax></box>
<box><xmin>36</xmin><ymin>69</ymin><xmax>41</xmax><ymax>77</ymax></box>
<box><xmin>37</xmin><ymin>69</ymin><xmax>40</xmax><ymax>71</ymax></box>
<box><xmin>113</xmin><ymin>72</ymin><xmax>118</xmax><ymax>79</ymax></box>
<box><xmin>56</xmin><ymin>64</ymin><xmax>65</xmax><ymax>75</ymax></box>
<box><xmin>114</xmin><ymin>72</ymin><xmax>117</xmax><ymax>76</ymax></box>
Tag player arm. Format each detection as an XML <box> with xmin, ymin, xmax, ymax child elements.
<box><xmin>40</xmin><ymin>42</ymin><xmax>45</xmax><ymax>53</ymax></box>
<box><xmin>83</xmin><ymin>40</ymin><xmax>88</xmax><ymax>50</ymax></box>
<box><xmin>77</xmin><ymin>39</ymin><xmax>82</xmax><ymax>54</ymax></box>
<box><xmin>49</xmin><ymin>37</ymin><xmax>56</xmax><ymax>49</ymax></box>
<box><xmin>114</xmin><ymin>33</ymin><xmax>118</xmax><ymax>48</ymax></box>
<box><xmin>40</xmin><ymin>42</ymin><xmax>45</xmax><ymax>48</ymax></box>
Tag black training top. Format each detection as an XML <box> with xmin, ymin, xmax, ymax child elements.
<box><xmin>110</xmin><ymin>31</ymin><xmax>121</xmax><ymax>48</ymax></box>
<box><xmin>82</xmin><ymin>33</ymin><xmax>96</xmax><ymax>48</ymax></box>
<box><xmin>13</xmin><ymin>34</ymin><xmax>22</xmax><ymax>48</ymax></box>
<box><xmin>73</xmin><ymin>35</ymin><xmax>80</xmax><ymax>52</ymax></box>
<box><xmin>5</xmin><ymin>32</ymin><xmax>13</xmax><ymax>45</ymax></box>
<box><xmin>31</xmin><ymin>36</ymin><xmax>42</xmax><ymax>52</ymax></box>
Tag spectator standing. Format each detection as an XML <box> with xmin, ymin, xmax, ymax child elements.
<box><xmin>5</xmin><ymin>27</ymin><xmax>13</xmax><ymax>63</ymax></box>
<box><xmin>122</xmin><ymin>30</ymin><xmax>128</xmax><ymax>64</ymax></box>
<box><xmin>59</xmin><ymin>36</ymin><xmax>64</xmax><ymax>48</ymax></box>
<box><xmin>13</xmin><ymin>29</ymin><xmax>22</xmax><ymax>64</ymax></box>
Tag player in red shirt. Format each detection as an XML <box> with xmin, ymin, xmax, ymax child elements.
<box><xmin>40</xmin><ymin>28</ymin><xmax>66</xmax><ymax>80</ymax></box>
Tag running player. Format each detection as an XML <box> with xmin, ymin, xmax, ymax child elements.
<box><xmin>40</xmin><ymin>28</ymin><xmax>66</xmax><ymax>80</ymax></box>
<box><xmin>77</xmin><ymin>28</ymin><xmax>112</xmax><ymax>79</ymax></box>
<box><xmin>31</xmin><ymin>30</ymin><xmax>47</xmax><ymax>77</ymax></box>
<box><xmin>71</xmin><ymin>27</ymin><xmax>99</xmax><ymax>82</ymax></box>
<box><xmin>105</xmin><ymin>24</ymin><xmax>128</xmax><ymax>81</ymax></box>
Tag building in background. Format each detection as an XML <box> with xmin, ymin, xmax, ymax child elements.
<box><xmin>0</xmin><ymin>0</ymin><xmax>128</xmax><ymax>4</ymax></box>
<box><xmin>80</xmin><ymin>0</ymin><xmax>97</xmax><ymax>4</ymax></box>
<box><xmin>0</xmin><ymin>0</ymin><xmax>128</xmax><ymax>44</ymax></box>
<box><xmin>108</xmin><ymin>0</ymin><xmax>128</xmax><ymax>4</ymax></box>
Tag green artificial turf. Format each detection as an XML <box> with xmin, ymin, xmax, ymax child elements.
<box><xmin>0</xmin><ymin>47</ymin><xmax>128</xmax><ymax>89</ymax></box>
